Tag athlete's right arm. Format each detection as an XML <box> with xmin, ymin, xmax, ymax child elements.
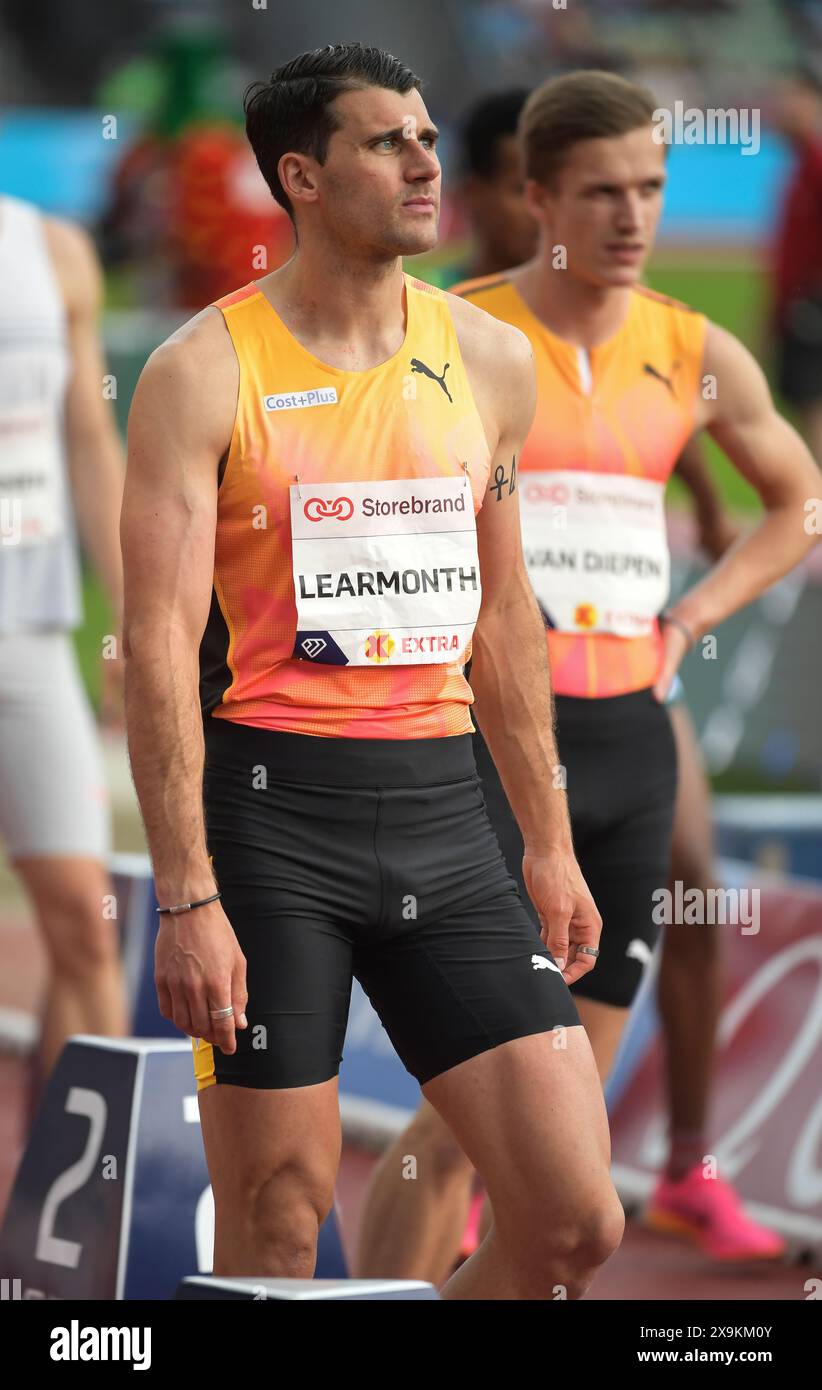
<box><xmin>121</xmin><ymin>310</ymin><xmax>247</xmax><ymax>1054</ymax></box>
<box><xmin>674</xmin><ymin>434</ymin><xmax>741</xmax><ymax>561</ymax></box>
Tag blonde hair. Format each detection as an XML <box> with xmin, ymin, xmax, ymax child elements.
<box><xmin>520</xmin><ymin>70</ymin><xmax>658</xmax><ymax>188</ymax></box>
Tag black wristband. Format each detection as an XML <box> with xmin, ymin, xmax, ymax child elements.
<box><xmin>660</xmin><ymin>610</ymin><xmax>696</xmax><ymax>648</ymax></box>
<box><xmin>157</xmin><ymin>891</ymin><xmax>222</xmax><ymax>916</ymax></box>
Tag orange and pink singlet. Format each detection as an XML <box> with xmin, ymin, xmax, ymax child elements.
<box><xmin>452</xmin><ymin>274</ymin><xmax>707</xmax><ymax>697</ymax></box>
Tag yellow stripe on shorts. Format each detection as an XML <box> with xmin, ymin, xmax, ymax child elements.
<box><xmin>192</xmin><ymin>1035</ymin><xmax>216</xmax><ymax>1091</ymax></box>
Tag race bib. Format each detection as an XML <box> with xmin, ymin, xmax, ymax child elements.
<box><xmin>519</xmin><ymin>470</ymin><xmax>669</xmax><ymax>638</ymax></box>
<box><xmin>290</xmin><ymin>476</ymin><xmax>481</xmax><ymax>665</ymax></box>
<box><xmin>0</xmin><ymin>406</ymin><xmax>66</xmax><ymax>549</ymax></box>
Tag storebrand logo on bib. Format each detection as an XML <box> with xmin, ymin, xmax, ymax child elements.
<box><xmin>263</xmin><ymin>388</ymin><xmax>338</xmax><ymax>411</ymax></box>
<box><xmin>524</xmin><ymin>481</ymin><xmax>570</xmax><ymax>506</ymax></box>
<box><xmin>304</xmin><ymin>496</ymin><xmax>354</xmax><ymax>522</ymax></box>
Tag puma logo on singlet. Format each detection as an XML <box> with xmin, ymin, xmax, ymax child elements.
<box><xmin>410</xmin><ymin>357</ymin><xmax>453</xmax><ymax>403</ymax></box>
<box><xmin>642</xmin><ymin>362</ymin><xmax>678</xmax><ymax>397</ymax></box>
<box><xmin>531</xmin><ymin>954</ymin><xmax>562</xmax><ymax>973</ymax></box>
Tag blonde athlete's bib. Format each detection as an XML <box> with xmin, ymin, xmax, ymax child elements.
<box><xmin>519</xmin><ymin>469</ymin><xmax>669</xmax><ymax>638</ymax></box>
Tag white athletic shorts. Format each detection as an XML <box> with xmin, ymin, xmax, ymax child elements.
<box><xmin>0</xmin><ymin>630</ymin><xmax>111</xmax><ymax>859</ymax></box>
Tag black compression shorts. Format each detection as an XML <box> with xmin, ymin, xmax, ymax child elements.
<box><xmin>472</xmin><ymin>687</ymin><xmax>678</xmax><ymax>1009</ymax></box>
<box><xmin>192</xmin><ymin>719</ymin><xmax>581</xmax><ymax>1091</ymax></box>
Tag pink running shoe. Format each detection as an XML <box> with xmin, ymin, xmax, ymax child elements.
<box><xmin>459</xmin><ymin>1190</ymin><xmax>485</xmax><ymax>1260</ymax></box>
<box><xmin>645</xmin><ymin>1165</ymin><xmax>786</xmax><ymax>1261</ymax></box>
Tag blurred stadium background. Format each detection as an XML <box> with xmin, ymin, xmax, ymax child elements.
<box><xmin>1</xmin><ymin>0</ymin><xmax>821</xmax><ymax>1301</ymax></box>
<box><xmin>2</xmin><ymin>0</ymin><xmax>821</xmax><ymax>785</ymax></box>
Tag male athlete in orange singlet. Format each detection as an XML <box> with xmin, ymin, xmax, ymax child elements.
<box><xmin>121</xmin><ymin>44</ymin><xmax>629</xmax><ymax>1300</ymax></box>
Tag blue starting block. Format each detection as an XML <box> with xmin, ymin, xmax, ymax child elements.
<box><xmin>0</xmin><ymin>1037</ymin><xmax>347</xmax><ymax>1298</ymax></box>
<box><xmin>109</xmin><ymin>853</ymin><xmax>177</xmax><ymax>1039</ymax></box>
<box><xmin>176</xmin><ymin>1276</ymin><xmax>439</xmax><ymax>1300</ymax></box>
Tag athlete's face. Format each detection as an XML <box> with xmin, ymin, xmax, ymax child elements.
<box><xmin>303</xmin><ymin>86</ymin><xmax>441</xmax><ymax>257</ymax></box>
<box><xmin>526</xmin><ymin>125</ymin><xmax>666</xmax><ymax>288</ymax></box>
<box><xmin>462</xmin><ymin>135</ymin><xmax>539</xmax><ymax>271</ymax></box>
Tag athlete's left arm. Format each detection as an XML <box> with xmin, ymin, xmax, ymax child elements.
<box><xmin>657</xmin><ymin>322</ymin><xmax>822</xmax><ymax>697</ymax></box>
<box><xmin>469</xmin><ymin>321</ymin><xmax>601</xmax><ymax>981</ymax></box>
<box><xmin>47</xmin><ymin>218</ymin><xmax>126</xmax><ymax>629</ymax></box>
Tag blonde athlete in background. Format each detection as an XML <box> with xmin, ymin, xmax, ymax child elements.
<box><xmin>403</xmin><ymin>87</ymin><xmax>786</xmax><ymax>1265</ymax></box>
<box><xmin>357</xmin><ymin>71</ymin><xmax>820</xmax><ymax>1283</ymax></box>
<box><xmin>122</xmin><ymin>44</ymin><xmax>625</xmax><ymax>1301</ymax></box>
<box><xmin>0</xmin><ymin>195</ymin><xmax>128</xmax><ymax>1091</ymax></box>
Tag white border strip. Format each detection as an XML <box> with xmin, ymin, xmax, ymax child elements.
<box><xmin>0</xmin><ymin>1006</ymin><xmax>38</xmax><ymax>1055</ymax></box>
<box><xmin>339</xmin><ymin>1094</ymin><xmax>413</xmax><ymax>1149</ymax></box>
<box><xmin>714</xmin><ymin>794</ymin><xmax>822</xmax><ymax>831</ymax></box>
<box><xmin>179</xmin><ymin>1275</ymin><xmax>435</xmax><ymax>1300</ymax></box>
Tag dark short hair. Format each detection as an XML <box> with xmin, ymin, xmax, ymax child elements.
<box><xmin>244</xmin><ymin>42</ymin><xmax>423</xmax><ymax>220</ymax></box>
<box><xmin>520</xmin><ymin>70</ymin><xmax>658</xmax><ymax>189</ymax></box>
<box><xmin>461</xmin><ymin>89</ymin><xmax>531</xmax><ymax>179</ymax></box>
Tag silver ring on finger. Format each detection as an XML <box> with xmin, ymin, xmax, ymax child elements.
<box><xmin>575</xmin><ymin>946</ymin><xmax>600</xmax><ymax>958</ymax></box>
<box><xmin>209</xmin><ymin>1005</ymin><xmax>234</xmax><ymax>1018</ymax></box>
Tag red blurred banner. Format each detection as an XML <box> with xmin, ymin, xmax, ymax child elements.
<box><xmin>611</xmin><ymin>874</ymin><xmax>822</xmax><ymax>1255</ymax></box>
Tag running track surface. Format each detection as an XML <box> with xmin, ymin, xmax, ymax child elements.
<box><xmin>0</xmin><ymin>909</ymin><xmax>805</xmax><ymax>1300</ymax></box>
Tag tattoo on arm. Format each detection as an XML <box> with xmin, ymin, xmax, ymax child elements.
<box><xmin>490</xmin><ymin>454</ymin><xmax>518</xmax><ymax>502</ymax></box>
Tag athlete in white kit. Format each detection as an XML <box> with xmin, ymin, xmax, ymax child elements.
<box><xmin>0</xmin><ymin>194</ymin><xmax>128</xmax><ymax>1087</ymax></box>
